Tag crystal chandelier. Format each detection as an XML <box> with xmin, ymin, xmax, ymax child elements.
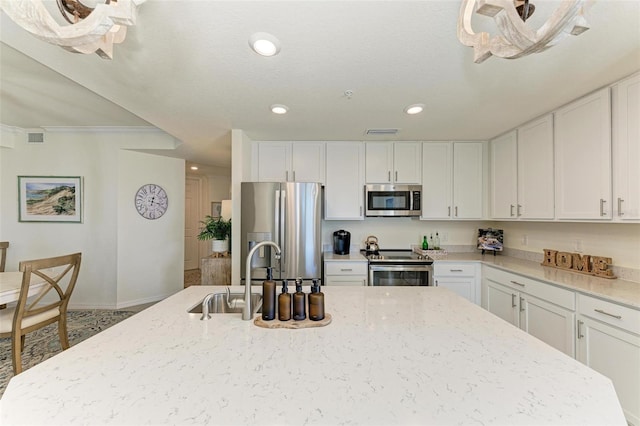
<box><xmin>0</xmin><ymin>0</ymin><xmax>146</xmax><ymax>59</ymax></box>
<box><xmin>458</xmin><ymin>0</ymin><xmax>593</xmax><ymax>63</ymax></box>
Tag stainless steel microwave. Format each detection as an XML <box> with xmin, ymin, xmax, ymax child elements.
<box><xmin>365</xmin><ymin>184</ymin><xmax>422</xmax><ymax>217</ymax></box>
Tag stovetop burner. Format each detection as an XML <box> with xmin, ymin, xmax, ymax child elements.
<box><xmin>363</xmin><ymin>249</ymin><xmax>433</xmax><ymax>264</ymax></box>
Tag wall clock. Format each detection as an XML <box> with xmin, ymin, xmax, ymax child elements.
<box><xmin>135</xmin><ymin>184</ymin><xmax>168</xmax><ymax>220</ymax></box>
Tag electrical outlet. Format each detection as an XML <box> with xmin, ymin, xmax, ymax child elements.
<box><xmin>440</xmin><ymin>232</ymin><xmax>448</xmax><ymax>242</ymax></box>
<box><xmin>574</xmin><ymin>240</ymin><xmax>583</xmax><ymax>253</ymax></box>
<box><xmin>522</xmin><ymin>235</ymin><xmax>528</xmax><ymax>246</ymax></box>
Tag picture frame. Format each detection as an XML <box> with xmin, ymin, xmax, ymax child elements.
<box><xmin>18</xmin><ymin>176</ymin><xmax>83</xmax><ymax>223</ymax></box>
<box><xmin>211</xmin><ymin>201</ymin><xmax>222</xmax><ymax>219</ymax></box>
<box><xmin>477</xmin><ymin>228</ymin><xmax>504</xmax><ymax>253</ymax></box>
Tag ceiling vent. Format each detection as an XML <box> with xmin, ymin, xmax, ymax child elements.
<box><xmin>26</xmin><ymin>130</ymin><xmax>45</xmax><ymax>143</ymax></box>
<box><xmin>365</xmin><ymin>128</ymin><xmax>399</xmax><ymax>136</ymax></box>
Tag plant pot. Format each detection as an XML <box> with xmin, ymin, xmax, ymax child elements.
<box><xmin>212</xmin><ymin>239</ymin><xmax>229</xmax><ymax>253</ymax></box>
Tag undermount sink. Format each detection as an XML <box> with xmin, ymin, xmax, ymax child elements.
<box><xmin>188</xmin><ymin>292</ymin><xmax>262</xmax><ymax>314</ymax></box>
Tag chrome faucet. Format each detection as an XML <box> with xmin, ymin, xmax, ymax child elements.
<box><xmin>244</xmin><ymin>241</ymin><xmax>281</xmax><ymax>320</ymax></box>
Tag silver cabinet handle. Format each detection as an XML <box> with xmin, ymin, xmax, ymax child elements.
<box><xmin>519</xmin><ymin>297</ymin><xmax>525</xmax><ymax>312</ymax></box>
<box><xmin>388</xmin><ymin>171</ymin><xmax>391</xmax><ymax>182</ymax></box>
<box><xmin>450</xmin><ymin>269</ymin><xmax>463</xmax><ymax>272</ymax></box>
<box><xmin>395</xmin><ymin>171</ymin><xmax>398</xmax><ymax>181</ymax></box>
<box><xmin>517</xmin><ymin>204</ymin><xmax>522</xmax><ymax>216</ymax></box>
<box><xmin>340</xmin><ymin>268</ymin><xmax>353</xmax><ymax>272</ymax></box>
<box><xmin>594</xmin><ymin>309</ymin><xmax>622</xmax><ymax>319</ymax></box>
<box><xmin>618</xmin><ymin>198</ymin><xmax>624</xmax><ymax>216</ymax></box>
<box><xmin>510</xmin><ymin>280</ymin><xmax>525</xmax><ymax>287</ymax></box>
<box><xmin>293</xmin><ymin>170</ymin><xmax>296</xmax><ymax>181</ymax></box>
<box><xmin>286</xmin><ymin>170</ymin><xmax>289</xmax><ymax>181</ymax></box>
<box><xmin>448</xmin><ymin>206</ymin><xmax>451</xmax><ymax>217</ymax></box>
<box><xmin>510</xmin><ymin>204</ymin><xmax>515</xmax><ymax>217</ymax></box>
<box><xmin>600</xmin><ymin>199</ymin><xmax>606</xmax><ymax>216</ymax></box>
<box><xmin>511</xmin><ymin>294</ymin><xmax>517</xmax><ymax>308</ymax></box>
<box><xmin>455</xmin><ymin>206</ymin><xmax>458</xmax><ymax>217</ymax></box>
<box><xmin>577</xmin><ymin>320</ymin><xmax>584</xmax><ymax>339</ymax></box>
<box><xmin>360</xmin><ymin>206</ymin><xmax>362</xmax><ymax>216</ymax></box>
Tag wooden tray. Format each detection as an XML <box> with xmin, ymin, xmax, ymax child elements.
<box><xmin>254</xmin><ymin>313</ymin><xmax>332</xmax><ymax>329</ymax></box>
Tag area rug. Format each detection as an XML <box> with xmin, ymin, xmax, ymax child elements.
<box><xmin>0</xmin><ymin>309</ymin><xmax>135</xmax><ymax>398</ymax></box>
<box><xmin>184</xmin><ymin>268</ymin><xmax>201</xmax><ymax>287</ymax></box>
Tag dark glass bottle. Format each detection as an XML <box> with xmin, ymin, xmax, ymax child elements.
<box><xmin>262</xmin><ymin>267</ymin><xmax>276</xmax><ymax>321</ymax></box>
<box><xmin>292</xmin><ymin>278</ymin><xmax>306</xmax><ymax>321</ymax></box>
<box><xmin>278</xmin><ymin>280</ymin><xmax>292</xmax><ymax>321</ymax></box>
<box><xmin>308</xmin><ymin>279</ymin><xmax>325</xmax><ymax>321</ymax></box>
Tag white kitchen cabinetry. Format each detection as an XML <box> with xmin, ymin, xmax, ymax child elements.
<box><xmin>434</xmin><ymin>262</ymin><xmax>480</xmax><ymax>305</ymax></box>
<box><xmin>324</xmin><ymin>259</ymin><xmax>368</xmax><ymax>286</ymax></box>
<box><xmin>554</xmin><ymin>88</ymin><xmax>612</xmax><ymax>219</ymax></box>
<box><xmin>325</xmin><ymin>142</ymin><xmax>365</xmax><ymax>220</ymax></box>
<box><xmin>490</xmin><ymin>116</ymin><xmax>554</xmax><ymax>220</ymax></box>
<box><xmin>483</xmin><ymin>266</ymin><xmax>575</xmax><ymax>357</ymax></box>
<box><xmin>422</xmin><ymin>142</ymin><xmax>484</xmax><ymax>219</ymax></box>
<box><xmin>257</xmin><ymin>142</ymin><xmax>325</xmax><ymax>184</ymax></box>
<box><xmin>365</xmin><ymin>142</ymin><xmax>421</xmax><ymax>184</ymax></box>
<box><xmin>612</xmin><ymin>72</ymin><xmax>640</xmax><ymax>220</ymax></box>
<box><xmin>576</xmin><ymin>294</ymin><xmax>640</xmax><ymax>425</ymax></box>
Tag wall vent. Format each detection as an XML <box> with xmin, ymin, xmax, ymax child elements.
<box><xmin>365</xmin><ymin>128</ymin><xmax>399</xmax><ymax>135</ymax></box>
<box><xmin>27</xmin><ymin>131</ymin><xmax>45</xmax><ymax>143</ymax></box>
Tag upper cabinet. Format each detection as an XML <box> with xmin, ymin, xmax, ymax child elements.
<box><xmin>554</xmin><ymin>88</ymin><xmax>612</xmax><ymax>220</ymax></box>
<box><xmin>422</xmin><ymin>141</ymin><xmax>484</xmax><ymax>220</ymax></box>
<box><xmin>257</xmin><ymin>142</ymin><xmax>325</xmax><ymax>184</ymax></box>
<box><xmin>612</xmin><ymin>73</ymin><xmax>640</xmax><ymax>220</ymax></box>
<box><xmin>490</xmin><ymin>115</ymin><xmax>554</xmax><ymax>220</ymax></box>
<box><xmin>365</xmin><ymin>141</ymin><xmax>421</xmax><ymax>184</ymax></box>
<box><xmin>325</xmin><ymin>142</ymin><xmax>365</xmax><ymax>220</ymax></box>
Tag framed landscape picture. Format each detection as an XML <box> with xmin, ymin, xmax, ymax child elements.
<box><xmin>18</xmin><ymin>176</ymin><xmax>83</xmax><ymax>223</ymax></box>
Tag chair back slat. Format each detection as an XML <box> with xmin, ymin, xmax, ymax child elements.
<box><xmin>0</xmin><ymin>241</ymin><xmax>8</xmax><ymax>272</ymax></box>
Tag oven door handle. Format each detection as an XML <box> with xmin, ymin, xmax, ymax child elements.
<box><xmin>369</xmin><ymin>265</ymin><xmax>433</xmax><ymax>272</ymax></box>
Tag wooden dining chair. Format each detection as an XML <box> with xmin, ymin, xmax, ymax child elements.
<box><xmin>0</xmin><ymin>252</ymin><xmax>82</xmax><ymax>374</ymax></box>
<box><xmin>0</xmin><ymin>241</ymin><xmax>8</xmax><ymax>272</ymax></box>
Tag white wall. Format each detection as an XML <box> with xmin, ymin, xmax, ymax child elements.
<box><xmin>0</xmin><ymin>126</ymin><xmax>185</xmax><ymax>308</ymax></box>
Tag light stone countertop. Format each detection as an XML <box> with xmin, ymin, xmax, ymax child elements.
<box><xmin>0</xmin><ymin>286</ymin><xmax>625</xmax><ymax>425</ymax></box>
<box><xmin>323</xmin><ymin>252</ymin><xmax>368</xmax><ymax>261</ymax></box>
<box><xmin>435</xmin><ymin>253</ymin><xmax>640</xmax><ymax>309</ymax></box>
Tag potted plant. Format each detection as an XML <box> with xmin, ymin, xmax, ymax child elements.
<box><xmin>197</xmin><ymin>215</ymin><xmax>231</xmax><ymax>253</ymax></box>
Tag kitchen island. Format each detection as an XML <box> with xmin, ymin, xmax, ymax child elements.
<box><xmin>1</xmin><ymin>286</ymin><xmax>625</xmax><ymax>425</ymax></box>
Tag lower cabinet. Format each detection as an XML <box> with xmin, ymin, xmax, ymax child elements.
<box><xmin>433</xmin><ymin>262</ymin><xmax>480</xmax><ymax>305</ymax></box>
<box><xmin>324</xmin><ymin>260</ymin><xmax>368</xmax><ymax>286</ymax></box>
<box><xmin>483</xmin><ymin>266</ymin><xmax>575</xmax><ymax>357</ymax></box>
<box><xmin>576</xmin><ymin>294</ymin><xmax>640</xmax><ymax>426</ymax></box>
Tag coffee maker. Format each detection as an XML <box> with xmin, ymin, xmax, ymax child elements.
<box><xmin>333</xmin><ymin>230</ymin><xmax>351</xmax><ymax>255</ymax></box>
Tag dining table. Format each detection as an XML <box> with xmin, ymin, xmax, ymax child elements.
<box><xmin>0</xmin><ymin>271</ymin><xmax>47</xmax><ymax>305</ymax></box>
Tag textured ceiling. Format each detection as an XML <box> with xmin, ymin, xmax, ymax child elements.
<box><xmin>1</xmin><ymin>0</ymin><xmax>639</xmax><ymax>169</ymax></box>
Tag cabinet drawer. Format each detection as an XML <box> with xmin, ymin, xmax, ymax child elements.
<box><xmin>434</xmin><ymin>262</ymin><xmax>476</xmax><ymax>276</ymax></box>
<box><xmin>325</xmin><ymin>261</ymin><xmax>368</xmax><ymax>276</ymax></box>
<box><xmin>325</xmin><ymin>276</ymin><xmax>367</xmax><ymax>286</ymax></box>
<box><xmin>578</xmin><ymin>293</ymin><xmax>640</xmax><ymax>335</ymax></box>
<box><xmin>484</xmin><ymin>266</ymin><xmax>575</xmax><ymax>311</ymax></box>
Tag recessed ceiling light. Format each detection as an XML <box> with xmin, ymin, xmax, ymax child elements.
<box><xmin>404</xmin><ymin>104</ymin><xmax>425</xmax><ymax>115</ymax></box>
<box><xmin>270</xmin><ymin>104</ymin><xmax>289</xmax><ymax>114</ymax></box>
<box><xmin>190</xmin><ymin>166</ymin><xmax>198</xmax><ymax>171</ymax></box>
<box><xmin>249</xmin><ymin>32</ymin><xmax>281</xmax><ymax>57</ymax></box>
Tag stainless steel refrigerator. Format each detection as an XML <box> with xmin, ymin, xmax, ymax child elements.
<box><xmin>241</xmin><ymin>182</ymin><xmax>322</xmax><ymax>285</ymax></box>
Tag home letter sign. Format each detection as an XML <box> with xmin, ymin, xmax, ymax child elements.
<box><xmin>541</xmin><ymin>249</ymin><xmax>616</xmax><ymax>279</ymax></box>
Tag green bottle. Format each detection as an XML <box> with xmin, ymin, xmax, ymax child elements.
<box><xmin>421</xmin><ymin>236</ymin><xmax>428</xmax><ymax>250</ymax></box>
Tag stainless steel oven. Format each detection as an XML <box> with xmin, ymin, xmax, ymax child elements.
<box><xmin>366</xmin><ymin>250</ymin><xmax>433</xmax><ymax>286</ymax></box>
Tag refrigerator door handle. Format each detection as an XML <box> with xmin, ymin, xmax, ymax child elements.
<box><xmin>279</xmin><ymin>189</ymin><xmax>286</xmax><ymax>270</ymax></box>
<box><xmin>274</xmin><ymin>189</ymin><xmax>281</xmax><ymax>263</ymax></box>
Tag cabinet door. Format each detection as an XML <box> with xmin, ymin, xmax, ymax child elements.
<box><xmin>518</xmin><ymin>115</ymin><xmax>555</xmax><ymax>219</ymax></box>
<box><xmin>324</xmin><ymin>276</ymin><xmax>367</xmax><ymax>286</ymax></box>
<box><xmin>577</xmin><ymin>316</ymin><xmax>640</xmax><ymax>425</ymax></box>
<box><xmin>435</xmin><ymin>277</ymin><xmax>476</xmax><ymax>304</ymax></box>
<box><xmin>421</xmin><ymin>142</ymin><xmax>452</xmax><ymax>219</ymax></box>
<box><xmin>612</xmin><ymin>73</ymin><xmax>640</xmax><ymax>220</ymax></box>
<box><xmin>325</xmin><ymin>142</ymin><xmax>364</xmax><ymax>220</ymax></box>
<box><xmin>453</xmin><ymin>142</ymin><xmax>484</xmax><ymax>219</ymax></box>
<box><xmin>555</xmin><ymin>88</ymin><xmax>612</xmax><ymax>219</ymax></box>
<box><xmin>394</xmin><ymin>142</ymin><xmax>422</xmax><ymax>184</ymax></box>
<box><xmin>485</xmin><ymin>280</ymin><xmax>519</xmax><ymax>326</ymax></box>
<box><xmin>365</xmin><ymin>142</ymin><xmax>393</xmax><ymax>183</ymax></box>
<box><xmin>520</xmin><ymin>294</ymin><xmax>575</xmax><ymax>357</ymax></box>
<box><xmin>291</xmin><ymin>142</ymin><xmax>325</xmax><ymax>184</ymax></box>
<box><xmin>258</xmin><ymin>142</ymin><xmax>289</xmax><ymax>182</ymax></box>
<box><xmin>490</xmin><ymin>131</ymin><xmax>518</xmax><ymax>219</ymax></box>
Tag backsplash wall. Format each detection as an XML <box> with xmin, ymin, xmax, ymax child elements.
<box><xmin>322</xmin><ymin>219</ymin><xmax>639</xmax><ymax>271</ymax></box>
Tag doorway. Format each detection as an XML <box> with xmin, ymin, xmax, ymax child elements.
<box><xmin>184</xmin><ymin>176</ymin><xmax>202</xmax><ymax>271</ymax></box>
